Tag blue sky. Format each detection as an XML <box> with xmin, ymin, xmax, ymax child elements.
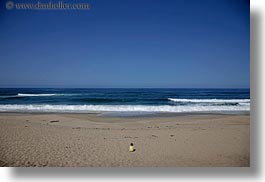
<box><xmin>0</xmin><ymin>0</ymin><xmax>250</xmax><ymax>88</ymax></box>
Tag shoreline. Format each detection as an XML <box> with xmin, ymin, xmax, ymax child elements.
<box><xmin>0</xmin><ymin>113</ymin><xmax>250</xmax><ymax>167</ymax></box>
<box><xmin>0</xmin><ymin>110</ymin><xmax>250</xmax><ymax>117</ymax></box>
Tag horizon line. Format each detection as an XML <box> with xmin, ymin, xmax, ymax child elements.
<box><xmin>0</xmin><ymin>87</ymin><xmax>250</xmax><ymax>89</ymax></box>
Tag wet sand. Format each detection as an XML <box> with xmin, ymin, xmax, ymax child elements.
<box><xmin>0</xmin><ymin>113</ymin><xmax>250</xmax><ymax>167</ymax></box>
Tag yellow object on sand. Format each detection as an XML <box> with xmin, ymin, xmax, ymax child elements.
<box><xmin>129</xmin><ymin>143</ymin><xmax>135</xmax><ymax>152</ymax></box>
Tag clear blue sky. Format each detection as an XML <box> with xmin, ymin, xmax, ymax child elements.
<box><xmin>0</xmin><ymin>0</ymin><xmax>250</xmax><ymax>88</ymax></box>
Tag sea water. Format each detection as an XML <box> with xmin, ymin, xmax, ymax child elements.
<box><xmin>0</xmin><ymin>88</ymin><xmax>250</xmax><ymax>114</ymax></box>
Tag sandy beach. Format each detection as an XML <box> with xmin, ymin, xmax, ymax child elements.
<box><xmin>0</xmin><ymin>113</ymin><xmax>249</xmax><ymax>167</ymax></box>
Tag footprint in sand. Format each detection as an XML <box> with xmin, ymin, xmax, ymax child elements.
<box><xmin>50</xmin><ymin>120</ymin><xmax>59</xmax><ymax>123</ymax></box>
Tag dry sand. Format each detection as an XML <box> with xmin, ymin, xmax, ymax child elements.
<box><xmin>0</xmin><ymin>113</ymin><xmax>249</xmax><ymax>167</ymax></box>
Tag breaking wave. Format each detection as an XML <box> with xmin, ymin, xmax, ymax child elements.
<box><xmin>16</xmin><ymin>93</ymin><xmax>80</xmax><ymax>97</ymax></box>
<box><xmin>168</xmin><ymin>98</ymin><xmax>250</xmax><ymax>104</ymax></box>
<box><xmin>17</xmin><ymin>93</ymin><xmax>60</xmax><ymax>97</ymax></box>
<box><xmin>0</xmin><ymin>104</ymin><xmax>250</xmax><ymax>113</ymax></box>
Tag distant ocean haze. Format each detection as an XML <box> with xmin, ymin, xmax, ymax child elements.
<box><xmin>0</xmin><ymin>88</ymin><xmax>250</xmax><ymax>113</ymax></box>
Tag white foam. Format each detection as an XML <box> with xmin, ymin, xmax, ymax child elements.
<box><xmin>17</xmin><ymin>93</ymin><xmax>78</xmax><ymax>97</ymax></box>
<box><xmin>17</xmin><ymin>93</ymin><xmax>59</xmax><ymax>97</ymax></box>
<box><xmin>168</xmin><ymin>98</ymin><xmax>250</xmax><ymax>103</ymax></box>
<box><xmin>0</xmin><ymin>104</ymin><xmax>250</xmax><ymax>113</ymax></box>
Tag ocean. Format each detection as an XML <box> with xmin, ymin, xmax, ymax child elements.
<box><xmin>0</xmin><ymin>88</ymin><xmax>250</xmax><ymax>114</ymax></box>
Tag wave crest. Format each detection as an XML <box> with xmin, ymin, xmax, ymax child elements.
<box><xmin>168</xmin><ymin>98</ymin><xmax>250</xmax><ymax>103</ymax></box>
<box><xmin>17</xmin><ymin>93</ymin><xmax>79</xmax><ymax>97</ymax></box>
<box><xmin>17</xmin><ymin>93</ymin><xmax>60</xmax><ymax>97</ymax></box>
<box><xmin>0</xmin><ymin>104</ymin><xmax>250</xmax><ymax>113</ymax></box>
